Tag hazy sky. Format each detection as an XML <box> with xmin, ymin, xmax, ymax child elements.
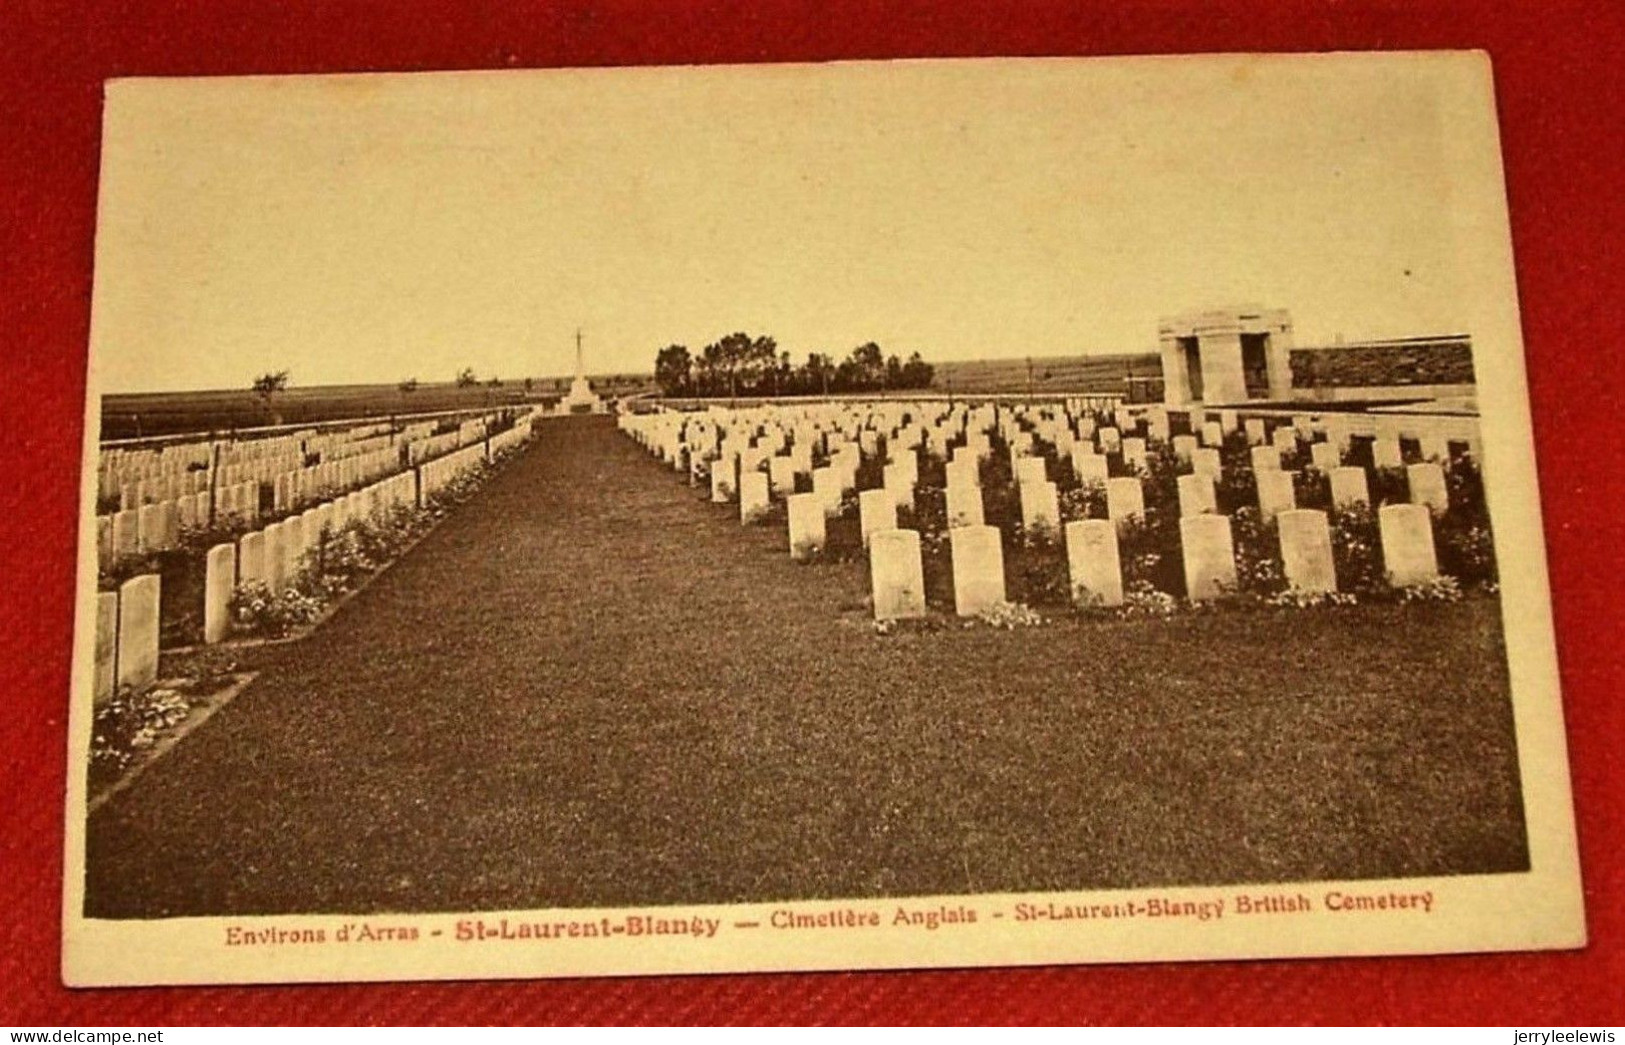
<box><xmin>91</xmin><ymin>54</ymin><xmax>1489</xmax><ymax>393</ymax></box>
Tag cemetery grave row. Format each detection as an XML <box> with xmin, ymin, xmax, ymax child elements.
<box><xmin>90</xmin><ymin>410</ymin><xmax>543</xmax><ymax>706</ymax></box>
<box><xmin>620</xmin><ymin>397</ymin><xmax>1495</xmax><ymax>622</ymax></box>
<box><xmin>94</xmin><ymin>410</ymin><xmax>521</xmax><ymax>572</ymax></box>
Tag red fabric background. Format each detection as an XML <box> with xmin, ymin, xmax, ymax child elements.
<box><xmin>2</xmin><ymin>0</ymin><xmax>1622</xmax><ymax>1025</ymax></box>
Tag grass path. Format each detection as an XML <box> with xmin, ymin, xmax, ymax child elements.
<box><xmin>85</xmin><ymin>415</ymin><xmax>1527</xmax><ymax>917</ymax></box>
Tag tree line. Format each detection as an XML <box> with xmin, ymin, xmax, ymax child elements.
<box><xmin>654</xmin><ymin>334</ymin><xmax>935</xmax><ymax>398</ymax></box>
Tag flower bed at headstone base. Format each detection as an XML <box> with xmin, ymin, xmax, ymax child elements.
<box><xmin>87</xmin><ymin>445</ymin><xmax>532</xmax><ymax>800</ymax></box>
<box><xmin>227</xmin><ymin>446</ymin><xmax>520</xmax><ymax>641</ymax></box>
<box><xmin>87</xmin><ymin>645</ymin><xmax>251</xmax><ymax>798</ymax></box>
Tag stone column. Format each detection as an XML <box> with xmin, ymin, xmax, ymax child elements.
<box><xmin>1159</xmin><ymin>331</ymin><xmax>1191</xmax><ymax>406</ymax></box>
<box><xmin>1265</xmin><ymin>317</ymin><xmax>1296</xmax><ymax>401</ymax></box>
<box><xmin>1197</xmin><ymin>321</ymin><xmax>1248</xmax><ymax>404</ymax></box>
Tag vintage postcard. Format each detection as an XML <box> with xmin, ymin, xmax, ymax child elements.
<box><xmin>63</xmin><ymin>52</ymin><xmax>1584</xmax><ymax>986</ymax></box>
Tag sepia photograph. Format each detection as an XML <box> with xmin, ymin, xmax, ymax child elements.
<box><xmin>62</xmin><ymin>51</ymin><xmax>1582</xmax><ymax>986</ymax></box>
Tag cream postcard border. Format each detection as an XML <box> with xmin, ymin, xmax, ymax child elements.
<box><xmin>61</xmin><ymin>51</ymin><xmax>1585</xmax><ymax>987</ymax></box>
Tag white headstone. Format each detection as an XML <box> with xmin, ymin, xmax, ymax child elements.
<box><xmin>204</xmin><ymin>543</ymin><xmax>236</xmax><ymax>644</ymax></box>
<box><xmin>883</xmin><ymin>463</ymin><xmax>915</xmax><ymax>509</ymax></box>
<box><xmin>1177</xmin><ymin>472</ymin><xmax>1217</xmax><ymax>517</ymax></box>
<box><xmin>1407</xmin><ymin>462</ymin><xmax>1449</xmax><ymax>514</ymax></box>
<box><xmin>1330</xmin><ymin>467</ymin><xmax>1370</xmax><ymax>509</ymax></box>
<box><xmin>1181</xmin><ymin>514</ymin><xmax>1236</xmax><ymax>602</ymax></box>
<box><xmin>1071</xmin><ymin>449</ymin><xmax>1108</xmax><ymax>484</ymax></box>
<box><xmin>1191</xmin><ymin>447</ymin><xmax>1222</xmax><ymax>478</ymax></box>
<box><xmin>1380</xmin><ymin>503</ymin><xmax>1439</xmax><ymax>587</ymax></box>
<box><xmin>93</xmin><ymin>592</ymin><xmax>117</xmax><ymax>704</ymax></box>
<box><xmin>812</xmin><ymin>467</ymin><xmax>844</xmax><ymax>518</ymax></box>
<box><xmin>116</xmin><ymin>573</ymin><xmax>160</xmax><ymax>690</ymax></box>
<box><xmin>1106</xmin><ymin>477</ymin><xmax>1144</xmax><ymax>528</ymax></box>
<box><xmin>1014</xmin><ymin>456</ymin><xmax>1047</xmax><ymax>486</ymax></box>
<box><xmin>1019</xmin><ymin>480</ymin><xmax>1061</xmax><ymax>535</ymax></box>
<box><xmin>238</xmin><ymin>530</ymin><xmax>266</xmax><ymax>587</ymax></box>
<box><xmin>1065</xmin><ymin>519</ymin><xmax>1123</xmax><ymax>607</ymax></box>
<box><xmin>1256</xmin><ymin>469</ymin><xmax>1296</xmax><ymax>519</ymax></box>
<box><xmin>1278</xmin><ymin>509</ymin><xmax>1337</xmax><ymax>593</ymax></box>
<box><xmin>710</xmin><ymin>455</ymin><xmax>736</xmax><ymax>503</ymax></box>
<box><xmin>945</xmin><ymin>458</ymin><xmax>979</xmax><ymax>490</ymax></box>
<box><xmin>950</xmin><ymin>525</ymin><xmax>1005</xmax><ymax>616</ymax></box>
<box><xmin>859</xmin><ymin>489</ymin><xmax>897</xmax><ymax>547</ymax></box>
<box><xmin>1121</xmin><ymin>437</ymin><xmax>1147</xmax><ymax>472</ymax></box>
<box><xmin>870</xmin><ymin>529</ymin><xmax>926</xmax><ymax>620</ymax></box>
<box><xmin>945</xmin><ymin>483</ymin><xmax>984</xmax><ymax>528</ymax></box>
<box><xmin>769</xmin><ymin>456</ymin><xmax>797</xmax><ymax>498</ymax></box>
<box><xmin>739</xmin><ymin>471</ymin><xmax>770</xmax><ymax>524</ymax></box>
<box><xmin>787</xmin><ymin>493</ymin><xmax>826</xmax><ymax>560</ymax></box>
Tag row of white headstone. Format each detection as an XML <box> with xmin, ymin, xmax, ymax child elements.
<box><xmin>97</xmin><ymin>480</ymin><xmax>261</xmax><ymax>571</ymax></box>
<box><xmin>101</xmin><ymin>418</ymin><xmax>395</xmax><ymax>502</ymax></box>
<box><xmin>620</xmin><ymin>400</ymin><xmax>1455</xmax><ymax>621</ymax></box>
<box><xmin>89</xmin><ymin>418</ymin><xmax>542</xmax><ymax>705</ymax></box>
<box><xmin>200</xmin><ymin>427</ymin><xmax>533</xmax><ymax>647</ymax></box>
<box><xmin>98</xmin><ymin>412</ymin><xmax>539</xmax><ymax>575</ymax></box>
<box><xmin>103</xmin><ymin>411</ymin><xmax>505</xmax><ymax>508</ymax></box>
<box><xmin>850</xmin><ymin>502</ymin><xmax>1441</xmax><ymax>621</ymax></box>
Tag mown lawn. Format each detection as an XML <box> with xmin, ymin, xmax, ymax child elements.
<box><xmin>85</xmin><ymin>416</ymin><xmax>1526</xmax><ymax>918</ymax></box>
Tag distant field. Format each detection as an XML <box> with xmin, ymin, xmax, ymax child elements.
<box><xmin>929</xmin><ymin>353</ymin><xmax>1160</xmax><ymax>395</ymax></box>
<box><xmin>100</xmin><ymin>374</ymin><xmax>658</xmax><ymax>440</ymax></box>
<box><xmin>103</xmin><ymin>340</ymin><xmax>1465</xmax><ymax>439</ymax></box>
